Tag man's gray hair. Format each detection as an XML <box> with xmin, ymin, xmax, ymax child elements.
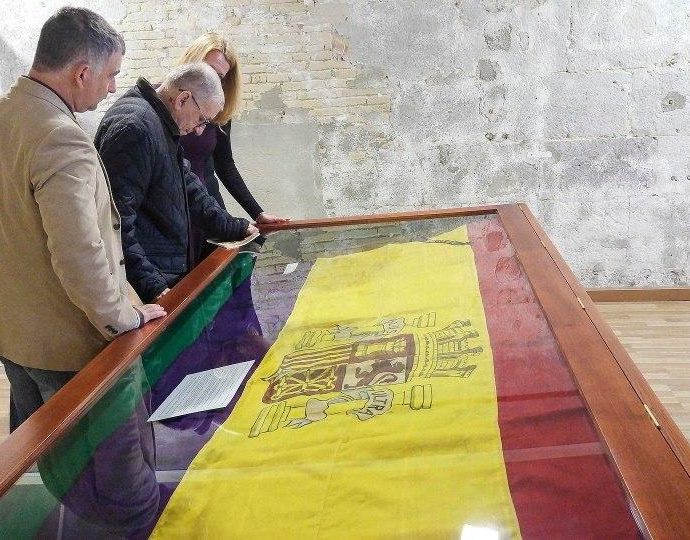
<box><xmin>164</xmin><ymin>63</ymin><xmax>224</xmax><ymax>109</ymax></box>
<box><xmin>32</xmin><ymin>7</ymin><xmax>125</xmax><ymax>72</ymax></box>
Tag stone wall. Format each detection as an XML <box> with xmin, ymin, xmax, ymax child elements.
<box><xmin>2</xmin><ymin>0</ymin><xmax>689</xmax><ymax>287</ymax></box>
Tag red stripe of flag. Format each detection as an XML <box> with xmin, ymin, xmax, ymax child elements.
<box><xmin>468</xmin><ymin>218</ymin><xmax>641</xmax><ymax>539</ymax></box>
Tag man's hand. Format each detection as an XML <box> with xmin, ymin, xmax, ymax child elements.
<box><xmin>246</xmin><ymin>224</ymin><xmax>259</xmax><ymax>236</ymax></box>
<box><xmin>154</xmin><ymin>288</ymin><xmax>170</xmax><ymax>301</ymax></box>
<box><xmin>138</xmin><ymin>303</ymin><xmax>167</xmax><ymax>323</ymax></box>
<box><xmin>255</xmin><ymin>212</ymin><xmax>290</xmax><ymax>224</ymax></box>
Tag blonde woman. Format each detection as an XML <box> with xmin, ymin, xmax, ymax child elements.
<box><xmin>179</xmin><ymin>32</ymin><xmax>288</xmax><ymax>263</ymax></box>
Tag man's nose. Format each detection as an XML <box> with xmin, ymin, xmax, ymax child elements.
<box><xmin>109</xmin><ymin>80</ymin><xmax>117</xmax><ymax>94</ymax></box>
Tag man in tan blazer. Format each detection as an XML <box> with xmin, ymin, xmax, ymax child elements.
<box><xmin>0</xmin><ymin>8</ymin><xmax>166</xmax><ymax>431</ymax></box>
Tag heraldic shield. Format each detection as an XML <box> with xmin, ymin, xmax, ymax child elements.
<box><xmin>250</xmin><ymin>314</ymin><xmax>483</xmax><ymax>437</ymax></box>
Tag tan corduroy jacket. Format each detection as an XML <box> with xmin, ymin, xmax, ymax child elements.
<box><xmin>0</xmin><ymin>77</ymin><xmax>141</xmax><ymax>371</ymax></box>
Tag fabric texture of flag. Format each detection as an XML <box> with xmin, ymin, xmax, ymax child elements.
<box><xmin>152</xmin><ymin>225</ymin><xmax>522</xmax><ymax>538</ymax></box>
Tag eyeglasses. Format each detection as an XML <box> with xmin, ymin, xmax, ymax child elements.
<box><xmin>180</xmin><ymin>89</ymin><xmax>211</xmax><ymax>129</ymax></box>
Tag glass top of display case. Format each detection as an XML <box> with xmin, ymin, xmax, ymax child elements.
<box><xmin>0</xmin><ymin>205</ymin><xmax>688</xmax><ymax>538</ymax></box>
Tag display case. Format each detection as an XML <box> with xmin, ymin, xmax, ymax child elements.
<box><xmin>0</xmin><ymin>204</ymin><xmax>688</xmax><ymax>538</ymax></box>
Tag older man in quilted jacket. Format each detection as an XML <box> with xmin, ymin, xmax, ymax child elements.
<box><xmin>95</xmin><ymin>63</ymin><xmax>258</xmax><ymax>303</ymax></box>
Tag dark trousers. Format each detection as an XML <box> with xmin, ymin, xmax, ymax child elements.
<box><xmin>2</xmin><ymin>356</ymin><xmax>160</xmax><ymax>536</ymax></box>
<box><xmin>1</xmin><ymin>356</ymin><xmax>76</xmax><ymax>431</ymax></box>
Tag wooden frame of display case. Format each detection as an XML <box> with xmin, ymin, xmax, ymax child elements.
<box><xmin>0</xmin><ymin>203</ymin><xmax>688</xmax><ymax>537</ymax></box>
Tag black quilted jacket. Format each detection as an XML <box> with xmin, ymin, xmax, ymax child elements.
<box><xmin>95</xmin><ymin>78</ymin><xmax>249</xmax><ymax>302</ymax></box>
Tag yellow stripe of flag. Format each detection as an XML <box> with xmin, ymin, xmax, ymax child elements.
<box><xmin>152</xmin><ymin>226</ymin><xmax>521</xmax><ymax>539</ymax></box>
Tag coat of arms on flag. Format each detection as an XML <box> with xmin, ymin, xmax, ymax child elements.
<box><xmin>252</xmin><ymin>314</ymin><xmax>483</xmax><ymax>437</ymax></box>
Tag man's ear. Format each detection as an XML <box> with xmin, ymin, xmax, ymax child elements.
<box><xmin>72</xmin><ymin>62</ymin><xmax>91</xmax><ymax>89</ymax></box>
<box><xmin>175</xmin><ymin>90</ymin><xmax>190</xmax><ymax>110</ymax></box>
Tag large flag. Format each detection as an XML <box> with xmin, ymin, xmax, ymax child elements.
<box><xmin>0</xmin><ymin>219</ymin><xmax>641</xmax><ymax>538</ymax></box>
<box><xmin>152</xmin><ymin>226</ymin><xmax>522</xmax><ymax>538</ymax></box>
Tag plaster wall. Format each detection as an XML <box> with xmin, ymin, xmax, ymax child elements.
<box><xmin>1</xmin><ymin>0</ymin><xmax>689</xmax><ymax>287</ymax></box>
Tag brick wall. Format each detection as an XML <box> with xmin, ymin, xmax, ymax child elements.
<box><xmin>114</xmin><ymin>0</ymin><xmax>390</xmax><ymax>123</ymax></box>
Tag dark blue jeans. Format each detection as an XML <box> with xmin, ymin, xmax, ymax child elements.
<box><xmin>1</xmin><ymin>356</ymin><xmax>76</xmax><ymax>431</ymax></box>
<box><xmin>2</xmin><ymin>356</ymin><xmax>160</xmax><ymax>536</ymax></box>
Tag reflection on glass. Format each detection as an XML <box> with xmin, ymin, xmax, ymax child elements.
<box><xmin>0</xmin><ymin>359</ymin><xmax>159</xmax><ymax>537</ymax></box>
<box><xmin>460</xmin><ymin>524</ymin><xmax>500</xmax><ymax>540</ymax></box>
